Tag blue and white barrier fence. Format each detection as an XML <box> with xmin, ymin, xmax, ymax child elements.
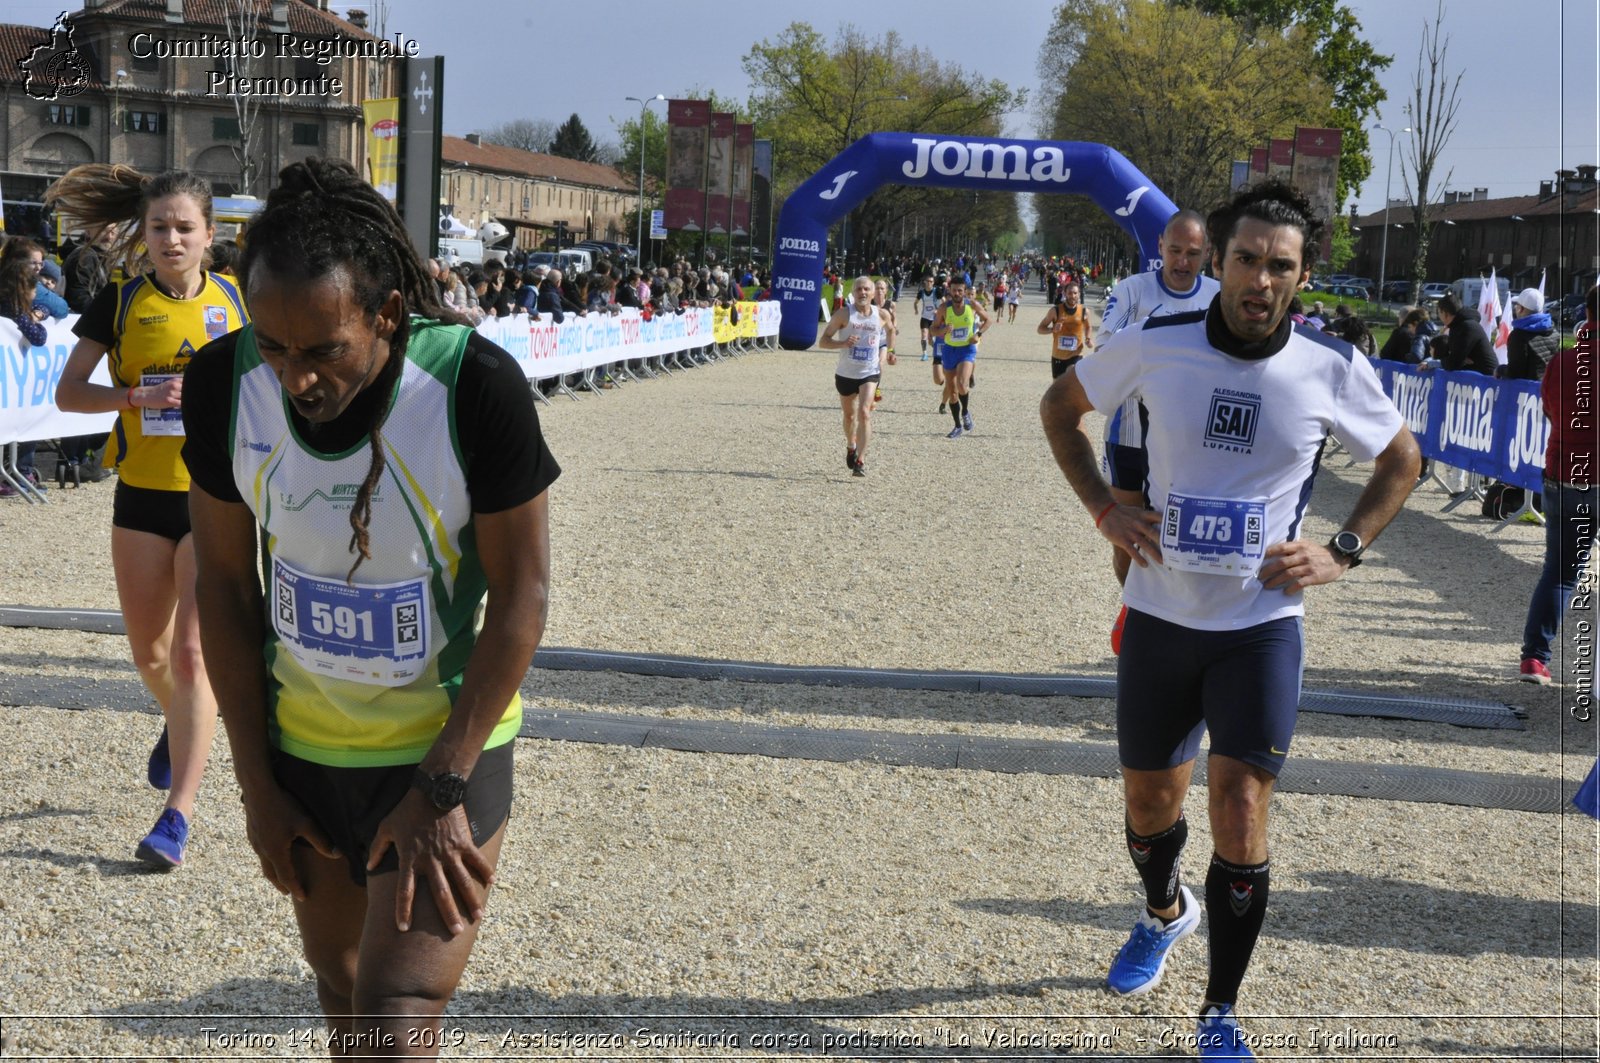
<box><xmin>1373</xmin><ymin>362</ymin><xmax>1549</xmax><ymax>494</ymax></box>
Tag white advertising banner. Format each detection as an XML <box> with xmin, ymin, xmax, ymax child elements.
<box><xmin>3</xmin><ymin>303</ymin><xmax>776</xmax><ymax>444</ymax></box>
<box><xmin>477</xmin><ymin>307</ymin><xmax>725</xmax><ymax>382</ymax></box>
<box><xmin>0</xmin><ymin>316</ymin><xmax>117</xmax><ymax>446</ymax></box>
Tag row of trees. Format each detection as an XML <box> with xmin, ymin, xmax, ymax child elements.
<box><xmin>1033</xmin><ymin>0</ymin><xmax>1388</xmax><ymax>263</ymax></box>
<box><xmin>480</xmin><ymin>114</ymin><xmax>617</xmax><ymax>166</ymax></box>
<box><xmin>464</xmin><ymin>3</ymin><xmax>1460</xmax><ymax>284</ymax></box>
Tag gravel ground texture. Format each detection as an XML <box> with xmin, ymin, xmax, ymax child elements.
<box><xmin>1</xmin><ymin>285</ymin><xmax>1596</xmax><ymax>1060</ymax></box>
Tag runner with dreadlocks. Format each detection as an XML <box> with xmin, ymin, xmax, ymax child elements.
<box><xmin>49</xmin><ymin>165</ymin><xmax>249</xmax><ymax>869</ymax></box>
<box><xmin>182</xmin><ymin>157</ymin><xmax>559</xmax><ymax>1056</ymax></box>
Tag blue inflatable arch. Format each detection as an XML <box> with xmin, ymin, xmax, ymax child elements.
<box><xmin>772</xmin><ymin>133</ymin><xmax>1178</xmax><ymax>350</ymax></box>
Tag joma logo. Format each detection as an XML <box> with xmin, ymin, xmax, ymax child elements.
<box><xmin>901</xmin><ymin>138</ymin><xmax>1072</xmax><ymax>184</ymax></box>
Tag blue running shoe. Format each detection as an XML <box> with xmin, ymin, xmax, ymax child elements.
<box><xmin>1106</xmin><ymin>884</ymin><xmax>1199</xmax><ymax>994</ymax></box>
<box><xmin>962</xmin><ymin>411</ymin><xmax>974</xmax><ymax>431</ymax></box>
<box><xmin>135</xmin><ymin>808</ymin><xmax>188</xmax><ymax>869</ymax></box>
<box><xmin>946</xmin><ymin>426</ymin><xmax>963</xmax><ymax>439</ymax></box>
<box><xmin>147</xmin><ymin>725</ymin><xmax>171</xmax><ymax>790</ymax></box>
<box><xmin>1196</xmin><ymin>1004</ymin><xmax>1256</xmax><ymax>1060</ymax></box>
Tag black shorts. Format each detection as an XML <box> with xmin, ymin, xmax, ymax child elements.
<box><xmin>1117</xmin><ymin>610</ymin><xmax>1304</xmax><ymax>777</ymax></box>
<box><xmin>112</xmin><ymin>481</ymin><xmax>191</xmax><ymax>542</ymax></box>
<box><xmin>274</xmin><ymin>740</ymin><xmax>515</xmax><ymax>886</ymax></box>
<box><xmin>835</xmin><ymin>373</ymin><xmax>879</xmax><ymax>396</ymax></box>
<box><xmin>1050</xmin><ymin>355</ymin><xmax>1083</xmax><ymax>379</ymax></box>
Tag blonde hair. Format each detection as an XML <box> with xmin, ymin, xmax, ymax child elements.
<box><xmin>44</xmin><ymin>164</ymin><xmax>213</xmax><ymax>277</ymax></box>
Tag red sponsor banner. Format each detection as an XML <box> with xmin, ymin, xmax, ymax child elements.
<box><xmin>1250</xmin><ymin>146</ymin><xmax>1268</xmax><ymax>175</ymax></box>
<box><xmin>732</xmin><ymin>123</ymin><xmax>754</xmax><ymax>233</ymax></box>
<box><xmin>1267</xmin><ymin>138</ymin><xmax>1294</xmax><ymax>181</ymax></box>
<box><xmin>705</xmin><ymin>112</ymin><xmax>735</xmax><ymax>234</ymax></box>
<box><xmin>1290</xmin><ymin>126</ymin><xmax>1342</xmax><ymax>262</ymax></box>
<box><xmin>665</xmin><ymin>98</ymin><xmax>710</xmax><ymax>231</ymax></box>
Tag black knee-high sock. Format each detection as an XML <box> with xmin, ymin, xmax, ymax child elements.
<box><xmin>951</xmin><ymin>401</ymin><xmax>963</xmax><ymax>427</ymax></box>
<box><xmin>959</xmin><ymin>392</ymin><xmax>970</xmax><ymax>413</ymax></box>
<box><xmin>1204</xmin><ymin>853</ymin><xmax>1270</xmax><ymax>1005</ymax></box>
<box><xmin>1126</xmin><ymin>815</ymin><xmax>1187</xmax><ymax>914</ymax></box>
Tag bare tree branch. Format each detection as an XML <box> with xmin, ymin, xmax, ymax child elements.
<box><xmin>1399</xmin><ymin>0</ymin><xmax>1463</xmax><ymax>294</ymax></box>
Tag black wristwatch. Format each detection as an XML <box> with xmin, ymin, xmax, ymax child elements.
<box><xmin>1329</xmin><ymin>530</ymin><xmax>1365</xmax><ymax>568</ymax></box>
<box><xmin>412</xmin><ymin>767</ymin><xmax>468</xmax><ymax>812</ymax></box>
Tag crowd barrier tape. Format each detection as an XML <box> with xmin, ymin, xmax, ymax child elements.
<box><xmin>1</xmin><ymin>302</ymin><xmax>786</xmax><ymax>445</ymax></box>
<box><xmin>1373</xmin><ymin>361</ymin><xmax>1549</xmax><ymax>493</ymax></box>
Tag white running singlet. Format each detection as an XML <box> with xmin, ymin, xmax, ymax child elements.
<box><xmin>836</xmin><ymin>307</ymin><xmax>884</xmax><ymax>379</ymax></box>
<box><xmin>1076</xmin><ymin>309</ymin><xmax>1403</xmax><ymax>631</ymax></box>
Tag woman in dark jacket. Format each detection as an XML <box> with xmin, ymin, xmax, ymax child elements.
<box><xmin>1379</xmin><ymin>307</ymin><xmax>1429</xmax><ymax>364</ymax></box>
<box><xmin>1436</xmin><ymin>292</ymin><xmax>1497</xmax><ymax>375</ymax></box>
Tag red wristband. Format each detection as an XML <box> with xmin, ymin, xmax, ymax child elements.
<box><xmin>1094</xmin><ymin>501</ymin><xmax>1116</xmax><ymax>527</ymax></box>
<box><xmin>126</xmin><ymin>387</ymin><xmax>137</xmax><ymax>409</ymax></box>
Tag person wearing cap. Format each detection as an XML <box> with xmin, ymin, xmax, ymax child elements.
<box><xmin>1505</xmin><ymin>288</ymin><xmax>1558</xmax><ymax>382</ymax></box>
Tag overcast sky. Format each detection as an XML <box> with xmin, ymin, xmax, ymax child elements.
<box><xmin>12</xmin><ymin>0</ymin><xmax>1598</xmax><ymax>216</ymax></box>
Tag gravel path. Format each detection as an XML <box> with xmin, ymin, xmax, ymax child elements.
<box><xmin>1</xmin><ymin>285</ymin><xmax>1595</xmax><ymax>1059</ymax></box>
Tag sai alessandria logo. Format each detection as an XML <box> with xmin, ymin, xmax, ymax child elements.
<box><xmin>20</xmin><ymin>11</ymin><xmax>92</xmax><ymax>101</ymax></box>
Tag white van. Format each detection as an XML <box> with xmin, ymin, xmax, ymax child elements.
<box><xmin>1448</xmin><ymin>275</ymin><xmax>1510</xmax><ymax>312</ymax></box>
<box><xmin>556</xmin><ymin>248</ymin><xmax>593</xmax><ymax>274</ymax></box>
<box><xmin>525</xmin><ymin>249</ymin><xmax>594</xmax><ymax>274</ymax></box>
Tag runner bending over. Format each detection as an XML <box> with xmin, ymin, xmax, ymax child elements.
<box><xmin>184</xmin><ymin>158</ymin><xmax>558</xmax><ymax>1056</ymax></box>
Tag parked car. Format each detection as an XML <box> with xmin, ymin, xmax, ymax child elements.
<box><xmin>574</xmin><ymin>240</ymin><xmax>635</xmax><ymax>263</ymax></box>
<box><xmin>1549</xmin><ymin>293</ymin><xmax>1587</xmax><ymax>327</ymax></box>
<box><xmin>1381</xmin><ymin>280</ymin><xmax>1412</xmax><ymax>302</ymax></box>
<box><xmin>1419</xmin><ymin>282</ymin><xmax>1451</xmax><ymax>304</ymax></box>
<box><xmin>1327</xmin><ymin>283</ymin><xmax>1371</xmax><ymax>302</ymax></box>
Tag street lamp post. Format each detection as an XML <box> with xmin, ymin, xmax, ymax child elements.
<box><xmin>1373</xmin><ymin>123</ymin><xmax>1411</xmax><ymax>304</ymax></box>
<box><xmin>625</xmin><ymin>94</ymin><xmax>665</xmax><ymax>259</ymax></box>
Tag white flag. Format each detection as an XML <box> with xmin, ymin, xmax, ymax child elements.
<box><xmin>1478</xmin><ymin>268</ymin><xmax>1508</xmax><ymax>365</ymax></box>
<box><xmin>1497</xmin><ymin>280</ymin><xmax>1516</xmax><ymax>365</ymax></box>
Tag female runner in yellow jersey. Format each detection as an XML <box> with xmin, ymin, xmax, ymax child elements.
<box><xmin>49</xmin><ymin>166</ymin><xmax>248</xmax><ymax>868</ymax></box>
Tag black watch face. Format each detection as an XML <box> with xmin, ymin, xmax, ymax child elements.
<box><xmin>431</xmin><ymin>773</ymin><xmax>468</xmax><ymax>810</ymax></box>
<box><xmin>1334</xmin><ymin>531</ymin><xmax>1362</xmax><ymax>555</ymax></box>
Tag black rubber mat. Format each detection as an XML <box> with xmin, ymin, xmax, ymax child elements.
<box><xmin>0</xmin><ymin>605</ymin><xmax>125</xmax><ymax>635</ymax></box>
<box><xmin>530</xmin><ymin>647</ymin><xmax>1527</xmax><ymax>730</ymax></box>
<box><xmin>0</xmin><ymin>610</ymin><xmax>1528</xmax><ymax>730</ymax></box>
<box><xmin>0</xmin><ymin>673</ymin><xmax>1574</xmax><ymax>813</ymax></box>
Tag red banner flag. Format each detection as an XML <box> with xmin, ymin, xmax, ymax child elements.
<box><xmin>664</xmin><ymin>99</ymin><xmax>710</xmax><ymax>231</ymax></box>
<box><xmin>705</xmin><ymin>112</ymin><xmax>735</xmax><ymax>234</ymax></box>
<box><xmin>732</xmin><ymin>123</ymin><xmax>754</xmax><ymax>233</ymax></box>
